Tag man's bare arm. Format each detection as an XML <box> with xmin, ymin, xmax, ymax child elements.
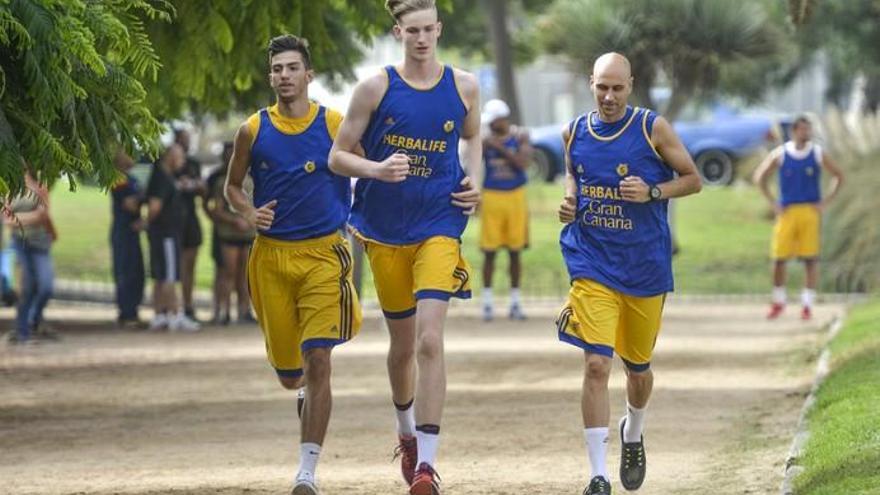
<box><xmin>225</xmin><ymin>122</ymin><xmax>276</xmax><ymax>230</ymax></box>
<box><xmin>558</xmin><ymin>125</ymin><xmax>578</xmax><ymax>223</ymax></box>
<box><xmin>650</xmin><ymin>116</ymin><xmax>702</xmax><ymax>199</ymax></box>
<box><xmin>753</xmin><ymin>147</ymin><xmax>783</xmax><ymax>210</ymax></box>
<box><xmin>820</xmin><ymin>151</ymin><xmax>844</xmax><ymax>206</ymax></box>
<box><xmin>451</xmin><ymin>69</ymin><xmax>482</xmax><ymax>214</ymax></box>
<box><xmin>329</xmin><ymin>74</ymin><xmax>409</xmax><ymax>182</ymax></box>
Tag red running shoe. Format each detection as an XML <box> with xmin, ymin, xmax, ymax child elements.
<box><xmin>767</xmin><ymin>303</ymin><xmax>785</xmax><ymax>320</ymax></box>
<box><xmin>801</xmin><ymin>306</ymin><xmax>812</xmax><ymax>320</ymax></box>
<box><xmin>393</xmin><ymin>435</ymin><xmax>418</xmax><ymax>486</ymax></box>
<box><xmin>409</xmin><ymin>462</ymin><xmax>441</xmax><ymax>495</ymax></box>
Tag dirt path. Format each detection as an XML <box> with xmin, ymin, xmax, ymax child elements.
<box><xmin>0</xmin><ymin>302</ymin><xmax>841</xmax><ymax>495</ymax></box>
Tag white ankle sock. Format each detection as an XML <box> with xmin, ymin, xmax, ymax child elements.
<box><xmin>482</xmin><ymin>287</ymin><xmax>493</xmax><ymax>309</ymax></box>
<box><xmin>416</xmin><ymin>428</ymin><xmax>440</xmax><ymax>467</ymax></box>
<box><xmin>297</xmin><ymin>442</ymin><xmax>321</xmax><ymax>480</ymax></box>
<box><xmin>801</xmin><ymin>289</ymin><xmax>816</xmax><ymax>308</ymax></box>
<box><xmin>623</xmin><ymin>402</ymin><xmax>647</xmax><ymax>443</ymax></box>
<box><xmin>772</xmin><ymin>286</ymin><xmax>787</xmax><ymax>305</ymax></box>
<box><xmin>584</xmin><ymin>427</ymin><xmax>609</xmax><ymax>480</ymax></box>
<box><xmin>395</xmin><ymin>401</ymin><xmax>416</xmax><ymax>437</ymax></box>
<box><xmin>510</xmin><ymin>288</ymin><xmax>521</xmax><ymax>307</ymax></box>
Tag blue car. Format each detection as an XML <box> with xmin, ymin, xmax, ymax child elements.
<box><xmin>529</xmin><ymin>112</ymin><xmax>785</xmax><ymax>186</ymax></box>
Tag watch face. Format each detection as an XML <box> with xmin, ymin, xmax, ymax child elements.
<box><xmin>651</xmin><ymin>186</ymin><xmax>661</xmax><ymax>199</ymax></box>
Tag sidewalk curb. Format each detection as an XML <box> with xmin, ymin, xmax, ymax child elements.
<box><xmin>780</xmin><ymin>315</ymin><xmax>844</xmax><ymax>494</ymax></box>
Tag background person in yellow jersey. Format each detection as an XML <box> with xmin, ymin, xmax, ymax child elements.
<box><xmin>557</xmin><ymin>53</ymin><xmax>701</xmax><ymax>495</ymax></box>
<box><xmin>753</xmin><ymin>115</ymin><xmax>843</xmax><ymax>321</ymax></box>
<box><xmin>224</xmin><ymin>35</ymin><xmax>362</xmax><ymax>495</ymax></box>
<box><xmin>479</xmin><ymin>98</ymin><xmax>532</xmax><ymax>322</ymax></box>
<box><xmin>328</xmin><ymin>1</ymin><xmax>481</xmax><ymax>493</ymax></box>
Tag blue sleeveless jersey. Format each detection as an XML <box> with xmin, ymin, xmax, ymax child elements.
<box><xmin>249</xmin><ymin>106</ymin><xmax>350</xmax><ymax>241</ymax></box>
<box><xmin>560</xmin><ymin>106</ymin><xmax>674</xmax><ymax>297</ymax></box>
<box><xmin>779</xmin><ymin>142</ymin><xmax>821</xmax><ymax>206</ymax></box>
<box><xmin>483</xmin><ymin>135</ymin><xmax>527</xmax><ymax>191</ymax></box>
<box><xmin>351</xmin><ymin>65</ymin><xmax>469</xmax><ymax>245</ymax></box>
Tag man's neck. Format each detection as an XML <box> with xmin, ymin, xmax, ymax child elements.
<box><xmin>399</xmin><ymin>58</ymin><xmax>442</xmax><ymax>87</ymax></box>
<box><xmin>275</xmin><ymin>96</ymin><xmax>311</xmax><ymax>119</ymax></box>
<box><xmin>794</xmin><ymin>139</ymin><xmax>810</xmax><ymax>150</ymax></box>
<box><xmin>596</xmin><ymin>107</ymin><xmax>628</xmax><ymax>124</ymax></box>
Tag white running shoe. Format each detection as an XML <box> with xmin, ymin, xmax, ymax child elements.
<box><xmin>291</xmin><ymin>473</ymin><xmax>319</xmax><ymax>495</ymax></box>
<box><xmin>169</xmin><ymin>312</ymin><xmax>201</xmax><ymax>332</ymax></box>
<box><xmin>482</xmin><ymin>304</ymin><xmax>493</xmax><ymax>322</ymax></box>
<box><xmin>148</xmin><ymin>313</ymin><xmax>169</xmax><ymax>331</ymax></box>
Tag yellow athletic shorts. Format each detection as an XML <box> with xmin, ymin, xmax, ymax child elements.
<box><xmin>556</xmin><ymin>279</ymin><xmax>666</xmax><ymax>371</ymax></box>
<box><xmin>248</xmin><ymin>232</ymin><xmax>361</xmax><ymax>377</ymax></box>
<box><xmin>361</xmin><ymin>235</ymin><xmax>472</xmax><ymax>319</ymax></box>
<box><xmin>479</xmin><ymin>187</ymin><xmax>529</xmax><ymax>252</ymax></box>
<box><xmin>771</xmin><ymin>203</ymin><xmax>820</xmax><ymax>260</ymax></box>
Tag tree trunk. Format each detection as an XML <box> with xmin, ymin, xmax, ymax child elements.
<box><xmin>482</xmin><ymin>0</ymin><xmax>521</xmax><ymax>123</ymax></box>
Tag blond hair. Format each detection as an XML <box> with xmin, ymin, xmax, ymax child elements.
<box><xmin>385</xmin><ymin>0</ymin><xmax>436</xmax><ymax>22</ymax></box>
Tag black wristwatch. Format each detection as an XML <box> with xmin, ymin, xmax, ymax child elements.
<box><xmin>649</xmin><ymin>185</ymin><xmax>662</xmax><ymax>202</ymax></box>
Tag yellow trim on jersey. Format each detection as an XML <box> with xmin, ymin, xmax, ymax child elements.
<box><xmin>450</xmin><ymin>68</ymin><xmax>470</xmax><ymax>112</ymax></box>
<box><xmin>641</xmin><ymin>109</ymin><xmax>663</xmax><ymax>160</ymax></box>
<box><xmin>586</xmin><ymin>107</ymin><xmax>640</xmax><ymax>142</ymax></box>
<box><xmin>395</xmin><ymin>64</ymin><xmax>446</xmax><ymax>92</ymax></box>
<box><xmin>325</xmin><ymin>108</ymin><xmax>343</xmax><ymax>140</ymax></box>
<box><xmin>565</xmin><ymin>115</ymin><xmax>583</xmax><ymax>155</ymax></box>
<box><xmin>246</xmin><ymin>102</ymin><xmax>343</xmax><ymax>147</ymax></box>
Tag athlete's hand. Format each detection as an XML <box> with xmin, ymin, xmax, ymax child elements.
<box><xmin>558</xmin><ymin>196</ymin><xmax>577</xmax><ymax>223</ymax></box>
<box><xmin>374</xmin><ymin>153</ymin><xmax>410</xmax><ymax>183</ymax></box>
<box><xmin>451</xmin><ymin>176</ymin><xmax>481</xmax><ymax>215</ymax></box>
<box><xmin>620</xmin><ymin>176</ymin><xmax>650</xmax><ymax>203</ymax></box>
<box><xmin>249</xmin><ymin>200</ymin><xmax>277</xmax><ymax>231</ymax></box>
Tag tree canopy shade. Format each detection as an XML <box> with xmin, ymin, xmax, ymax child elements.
<box><xmin>537</xmin><ymin>0</ymin><xmax>794</xmax><ymax>121</ymax></box>
<box><xmin>0</xmin><ymin>0</ymin><xmax>167</xmax><ymax>197</ymax></box>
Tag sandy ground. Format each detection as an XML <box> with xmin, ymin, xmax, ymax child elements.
<box><xmin>0</xmin><ymin>302</ymin><xmax>842</xmax><ymax>495</ymax></box>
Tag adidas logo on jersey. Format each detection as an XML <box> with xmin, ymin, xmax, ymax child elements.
<box><xmin>385</xmin><ymin>116</ymin><xmax>395</xmax><ymax>126</ymax></box>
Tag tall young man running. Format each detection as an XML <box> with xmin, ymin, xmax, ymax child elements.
<box><xmin>329</xmin><ymin>1</ymin><xmax>481</xmax><ymax>493</ymax></box>
<box><xmin>479</xmin><ymin>98</ymin><xmax>531</xmax><ymax>321</ymax></box>
<box><xmin>754</xmin><ymin>115</ymin><xmax>843</xmax><ymax>320</ymax></box>
<box><xmin>225</xmin><ymin>35</ymin><xmax>361</xmax><ymax>495</ymax></box>
<box><xmin>557</xmin><ymin>53</ymin><xmax>701</xmax><ymax>495</ymax></box>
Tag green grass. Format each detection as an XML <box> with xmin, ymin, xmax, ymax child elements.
<box><xmin>39</xmin><ymin>181</ymin><xmax>783</xmax><ymax>295</ymax></box>
<box><xmin>794</xmin><ymin>299</ymin><xmax>880</xmax><ymax>495</ymax></box>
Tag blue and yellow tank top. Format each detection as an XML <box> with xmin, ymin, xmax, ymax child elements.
<box><xmin>248</xmin><ymin>104</ymin><xmax>350</xmax><ymax>241</ymax></box>
<box><xmin>351</xmin><ymin>65</ymin><xmax>469</xmax><ymax>245</ymax></box>
<box><xmin>779</xmin><ymin>141</ymin><xmax>821</xmax><ymax>207</ymax></box>
<box><xmin>559</xmin><ymin>106</ymin><xmax>674</xmax><ymax>297</ymax></box>
<box><xmin>483</xmin><ymin>134</ymin><xmax>527</xmax><ymax>191</ymax></box>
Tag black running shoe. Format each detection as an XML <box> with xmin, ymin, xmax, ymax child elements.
<box><xmin>583</xmin><ymin>476</ymin><xmax>611</xmax><ymax>495</ymax></box>
<box><xmin>618</xmin><ymin>416</ymin><xmax>646</xmax><ymax>491</ymax></box>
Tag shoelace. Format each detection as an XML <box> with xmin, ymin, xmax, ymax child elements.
<box><xmin>391</xmin><ymin>442</ymin><xmax>415</xmax><ymax>463</ymax></box>
<box><xmin>623</xmin><ymin>444</ymin><xmax>645</xmax><ymax>468</ymax></box>
<box><xmin>590</xmin><ymin>478</ymin><xmax>608</xmax><ymax>492</ymax></box>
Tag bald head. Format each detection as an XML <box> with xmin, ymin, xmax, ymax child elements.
<box><xmin>590</xmin><ymin>52</ymin><xmax>633</xmax><ymax>121</ymax></box>
<box><xmin>592</xmin><ymin>52</ymin><xmax>631</xmax><ymax>80</ymax></box>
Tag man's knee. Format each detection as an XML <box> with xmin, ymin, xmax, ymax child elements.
<box><xmin>304</xmin><ymin>347</ymin><xmax>332</xmax><ymax>380</ymax></box>
<box><xmin>584</xmin><ymin>353</ymin><xmax>612</xmax><ymax>381</ymax></box>
<box><xmin>625</xmin><ymin>366</ymin><xmax>652</xmax><ymax>384</ymax></box>
<box><xmin>417</xmin><ymin>331</ymin><xmax>443</xmax><ymax>361</ymax></box>
<box><xmin>278</xmin><ymin>375</ymin><xmax>304</xmax><ymax>390</ymax></box>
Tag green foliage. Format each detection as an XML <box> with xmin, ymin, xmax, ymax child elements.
<box><xmin>141</xmin><ymin>0</ymin><xmax>390</xmax><ymax>118</ymax></box>
<box><xmin>795</xmin><ymin>299</ymin><xmax>880</xmax><ymax>494</ymax></box>
<box><xmin>0</xmin><ymin>0</ymin><xmax>166</xmax><ymax>197</ymax></box>
<box><xmin>536</xmin><ymin>0</ymin><xmax>794</xmax><ymax>119</ymax></box>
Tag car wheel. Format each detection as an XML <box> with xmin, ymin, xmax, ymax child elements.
<box><xmin>695</xmin><ymin>150</ymin><xmax>734</xmax><ymax>186</ymax></box>
<box><xmin>531</xmin><ymin>147</ymin><xmax>556</xmax><ymax>182</ymax></box>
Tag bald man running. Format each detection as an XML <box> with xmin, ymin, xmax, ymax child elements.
<box><xmin>557</xmin><ymin>53</ymin><xmax>701</xmax><ymax>495</ymax></box>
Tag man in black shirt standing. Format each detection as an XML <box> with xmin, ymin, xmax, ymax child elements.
<box><xmin>111</xmin><ymin>150</ymin><xmax>146</xmax><ymax>327</ymax></box>
<box><xmin>173</xmin><ymin>129</ymin><xmax>206</xmax><ymax>321</ymax></box>
<box><xmin>146</xmin><ymin>144</ymin><xmax>200</xmax><ymax>332</ymax></box>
